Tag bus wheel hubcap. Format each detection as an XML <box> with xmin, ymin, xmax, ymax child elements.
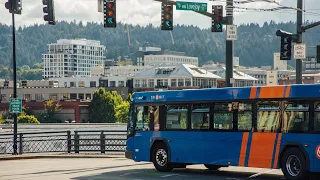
<box><xmin>286</xmin><ymin>155</ymin><xmax>301</xmax><ymax>177</ymax></box>
<box><xmin>156</xmin><ymin>149</ymin><xmax>167</xmax><ymax>166</ymax></box>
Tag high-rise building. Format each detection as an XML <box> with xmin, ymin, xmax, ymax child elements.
<box><xmin>43</xmin><ymin>39</ymin><xmax>106</xmax><ymax>78</ymax></box>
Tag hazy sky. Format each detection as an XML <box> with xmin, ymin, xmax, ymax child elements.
<box><xmin>1</xmin><ymin>0</ymin><xmax>320</xmax><ymax>28</ymax></box>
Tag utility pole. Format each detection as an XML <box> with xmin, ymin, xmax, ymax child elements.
<box><xmin>5</xmin><ymin>0</ymin><xmax>21</xmax><ymax>155</ymax></box>
<box><xmin>225</xmin><ymin>0</ymin><xmax>233</xmax><ymax>87</ymax></box>
<box><xmin>296</xmin><ymin>0</ymin><xmax>303</xmax><ymax>84</ymax></box>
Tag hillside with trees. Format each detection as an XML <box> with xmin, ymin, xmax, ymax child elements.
<box><xmin>0</xmin><ymin>20</ymin><xmax>320</xmax><ymax>80</ymax></box>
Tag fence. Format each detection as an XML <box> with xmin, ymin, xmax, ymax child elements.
<box><xmin>0</xmin><ymin>130</ymin><xmax>127</xmax><ymax>155</ymax></box>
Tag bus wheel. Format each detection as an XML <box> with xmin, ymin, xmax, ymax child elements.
<box><xmin>204</xmin><ymin>164</ymin><xmax>221</xmax><ymax>170</ymax></box>
<box><xmin>151</xmin><ymin>143</ymin><xmax>173</xmax><ymax>172</ymax></box>
<box><xmin>280</xmin><ymin>147</ymin><xmax>308</xmax><ymax>180</ymax></box>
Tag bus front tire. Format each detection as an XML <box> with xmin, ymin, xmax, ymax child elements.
<box><xmin>151</xmin><ymin>143</ymin><xmax>173</xmax><ymax>172</ymax></box>
<box><xmin>204</xmin><ymin>164</ymin><xmax>221</xmax><ymax>171</ymax></box>
<box><xmin>280</xmin><ymin>147</ymin><xmax>308</xmax><ymax>180</ymax></box>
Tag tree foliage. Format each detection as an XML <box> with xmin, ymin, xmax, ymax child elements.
<box><xmin>1</xmin><ymin>21</ymin><xmax>320</xmax><ymax>80</ymax></box>
<box><xmin>37</xmin><ymin>99</ymin><xmax>62</xmax><ymax>123</ymax></box>
<box><xmin>115</xmin><ymin>101</ymin><xmax>130</xmax><ymax>123</ymax></box>
<box><xmin>18</xmin><ymin>115</ymin><xmax>40</xmax><ymax>124</ymax></box>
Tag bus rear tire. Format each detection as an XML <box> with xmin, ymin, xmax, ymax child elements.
<box><xmin>151</xmin><ymin>143</ymin><xmax>173</xmax><ymax>172</ymax></box>
<box><xmin>204</xmin><ymin>164</ymin><xmax>221</xmax><ymax>170</ymax></box>
<box><xmin>280</xmin><ymin>147</ymin><xmax>308</xmax><ymax>180</ymax></box>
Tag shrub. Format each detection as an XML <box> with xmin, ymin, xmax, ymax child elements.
<box><xmin>18</xmin><ymin>115</ymin><xmax>40</xmax><ymax>124</ymax></box>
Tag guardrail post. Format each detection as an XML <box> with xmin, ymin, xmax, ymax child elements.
<box><xmin>19</xmin><ymin>133</ymin><xmax>23</xmax><ymax>154</ymax></box>
<box><xmin>67</xmin><ymin>131</ymin><xmax>71</xmax><ymax>153</ymax></box>
<box><xmin>100</xmin><ymin>131</ymin><xmax>105</xmax><ymax>154</ymax></box>
<box><xmin>74</xmin><ymin>131</ymin><xmax>79</xmax><ymax>153</ymax></box>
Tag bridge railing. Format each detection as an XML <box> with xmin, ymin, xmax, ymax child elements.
<box><xmin>0</xmin><ymin>130</ymin><xmax>127</xmax><ymax>155</ymax></box>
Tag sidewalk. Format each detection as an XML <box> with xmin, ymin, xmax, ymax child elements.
<box><xmin>0</xmin><ymin>153</ymin><xmax>124</xmax><ymax>161</ymax></box>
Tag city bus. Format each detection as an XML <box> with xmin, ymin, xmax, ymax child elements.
<box><xmin>125</xmin><ymin>84</ymin><xmax>320</xmax><ymax>180</ymax></box>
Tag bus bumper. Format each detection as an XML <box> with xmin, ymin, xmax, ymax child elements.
<box><xmin>125</xmin><ymin>150</ymin><xmax>133</xmax><ymax>159</ymax></box>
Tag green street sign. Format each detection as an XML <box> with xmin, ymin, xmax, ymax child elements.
<box><xmin>176</xmin><ymin>1</ymin><xmax>207</xmax><ymax>12</ymax></box>
<box><xmin>10</xmin><ymin>98</ymin><xmax>22</xmax><ymax>114</ymax></box>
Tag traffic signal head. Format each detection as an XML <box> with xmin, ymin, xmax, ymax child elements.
<box><xmin>5</xmin><ymin>0</ymin><xmax>22</xmax><ymax>14</ymax></box>
<box><xmin>276</xmin><ymin>30</ymin><xmax>293</xmax><ymax>60</ymax></box>
<box><xmin>104</xmin><ymin>0</ymin><xmax>116</xmax><ymax>28</ymax></box>
<box><xmin>42</xmin><ymin>0</ymin><xmax>55</xmax><ymax>25</ymax></box>
<box><xmin>212</xmin><ymin>5</ymin><xmax>223</xmax><ymax>32</ymax></box>
<box><xmin>161</xmin><ymin>3</ymin><xmax>173</xmax><ymax>31</ymax></box>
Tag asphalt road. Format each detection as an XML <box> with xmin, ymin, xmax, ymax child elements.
<box><xmin>0</xmin><ymin>158</ymin><xmax>288</xmax><ymax>180</ymax></box>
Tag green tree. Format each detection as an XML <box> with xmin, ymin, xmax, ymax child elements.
<box><xmin>18</xmin><ymin>115</ymin><xmax>40</xmax><ymax>124</ymax></box>
<box><xmin>88</xmin><ymin>88</ymin><xmax>124</xmax><ymax>123</ymax></box>
<box><xmin>37</xmin><ymin>99</ymin><xmax>62</xmax><ymax>123</ymax></box>
<box><xmin>115</xmin><ymin>101</ymin><xmax>130</xmax><ymax>123</ymax></box>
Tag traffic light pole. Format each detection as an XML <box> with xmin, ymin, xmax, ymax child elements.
<box><xmin>11</xmin><ymin>12</ymin><xmax>18</xmax><ymax>155</ymax></box>
<box><xmin>225</xmin><ymin>0</ymin><xmax>233</xmax><ymax>87</ymax></box>
<box><xmin>296</xmin><ymin>0</ymin><xmax>303</xmax><ymax>84</ymax></box>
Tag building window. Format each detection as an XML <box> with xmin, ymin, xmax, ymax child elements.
<box><xmin>62</xmin><ymin>93</ymin><xmax>70</xmax><ymax>99</ymax></box>
<box><xmin>86</xmin><ymin>93</ymin><xmax>92</xmax><ymax>100</ymax></box>
<box><xmin>185</xmin><ymin>78</ymin><xmax>191</xmax><ymax>86</ymax></box>
<box><xmin>134</xmin><ymin>80</ymin><xmax>140</xmax><ymax>88</ymax></box>
<box><xmin>78</xmin><ymin>93</ymin><xmax>84</xmax><ymax>100</ymax></box>
<box><xmin>110</xmin><ymin>81</ymin><xmax>116</xmax><ymax>87</ymax></box>
<box><xmin>148</xmin><ymin>79</ymin><xmax>154</xmax><ymax>88</ymax></box>
<box><xmin>49</xmin><ymin>94</ymin><xmax>58</xmax><ymax>100</ymax></box>
<box><xmin>118</xmin><ymin>81</ymin><xmax>125</xmax><ymax>87</ymax></box>
<box><xmin>178</xmin><ymin>79</ymin><xmax>184</xmax><ymax>87</ymax></box>
<box><xmin>70</xmin><ymin>94</ymin><xmax>77</xmax><ymax>99</ymax></box>
<box><xmin>78</xmin><ymin>81</ymin><xmax>85</xmax><ymax>87</ymax></box>
<box><xmin>90</xmin><ymin>81</ymin><xmax>96</xmax><ymax>87</ymax></box>
<box><xmin>23</xmin><ymin>94</ymin><xmax>32</xmax><ymax>101</ymax></box>
<box><xmin>142</xmin><ymin>80</ymin><xmax>147</xmax><ymax>87</ymax></box>
<box><xmin>35</xmin><ymin>94</ymin><xmax>43</xmax><ymax>101</ymax></box>
<box><xmin>171</xmin><ymin>79</ymin><xmax>177</xmax><ymax>87</ymax></box>
<box><xmin>70</xmin><ymin>82</ymin><xmax>76</xmax><ymax>87</ymax></box>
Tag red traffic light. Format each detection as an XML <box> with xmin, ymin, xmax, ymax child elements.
<box><xmin>107</xmin><ymin>2</ymin><xmax>114</xmax><ymax>9</ymax></box>
<box><xmin>165</xmin><ymin>6</ymin><xmax>171</xmax><ymax>13</ymax></box>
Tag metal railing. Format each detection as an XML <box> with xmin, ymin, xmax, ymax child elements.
<box><xmin>0</xmin><ymin>130</ymin><xmax>127</xmax><ymax>155</ymax></box>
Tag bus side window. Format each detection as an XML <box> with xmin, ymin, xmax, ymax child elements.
<box><xmin>283</xmin><ymin>102</ymin><xmax>309</xmax><ymax>133</ymax></box>
<box><xmin>257</xmin><ymin>101</ymin><xmax>281</xmax><ymax>133</ymax></box>
<box><xmin>191</xmin><ymin>104</ymin><xmax>210</xmax><ymax>130</ymax></box>
<box><xmin>135</xmin><ymin>106</ymin><xmax>149</xmax><ymax>131</ymax></box>
<box><xmin>214</xmin><ymin>103</ymin><xmax>233</xmax><ymax>130</ymax></box>
<box><xmin>238</xmin><ymin>103</ymin><xmax>252</xmax><ymax>131</ymax></box>
<box><xmin>314</xmin><ymin>102</ymin><xmax>320</xmax><ymax>133</ymax></box>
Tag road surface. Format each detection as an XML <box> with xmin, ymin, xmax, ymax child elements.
<box><xmin>0</xmin><ymin>158</ymin><xmax>287</xmax><ymax>180</ymax></box>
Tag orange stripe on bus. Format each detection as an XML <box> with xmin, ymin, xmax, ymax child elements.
<box><xmin>248</xmin><ymin>133</ymin><xmax>277</xmax><ymax>168</ymax></box>
<box><xmin>273</xmin><ymin>133</ymin><xmax>283</xmax><ymax>169</ymax></box>
<box><xmin>250</xmin><ymin>87</ymin><xmax>257</xmax><ymax>99</ymax></box>
<box><xmin>285</xmin><ymin>85</ymin><xmax>291</xmax><ymax>98</ymax></box>
<box><xmin>259</xmin><ymin>86</ymin><xmax>285</xmax><ymax>99</ymax></box>
<box><xmin>239</xmin><ymin>132</ymin><xmax>249</xmax><ymax>166</ymax></box>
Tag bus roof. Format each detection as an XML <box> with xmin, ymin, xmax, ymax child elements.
<box><xmin>132</xmin><ymin>84</ymin><xmax>320</xmax><ymax>104</ymax></box>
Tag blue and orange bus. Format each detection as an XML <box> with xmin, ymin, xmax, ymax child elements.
<box><xmin>125</xmin><ymin>84</ymin><xmax>320</xmax><ymax>180</ymax></box>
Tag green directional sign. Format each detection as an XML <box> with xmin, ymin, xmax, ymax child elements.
<box><xmin>10</xmin><ymin>98</ymin><xmax>22</xmax><ymax>114</ymax></box>
<box><xmin>176</xmin><ymin>1</ymin><xmax>207</xmax><ymax>12</ymax></box>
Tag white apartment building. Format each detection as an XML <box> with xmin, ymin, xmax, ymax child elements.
<box><xmin>43</xmin><ymin>39</ymin><xmax>106</xmax><ymax>78</ymax></box>
<box><xmin>139</xmin><ymin>54</ymin><xmax>199</xmax><ymax>67</ymax></box>
<box><xmin>239</xmin><ymin>68</ymin><xmax>268</xmax><ymax>86</ymax></box>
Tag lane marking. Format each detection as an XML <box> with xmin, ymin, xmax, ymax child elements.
<box><xmin>120</xmin><ymin>172</ymin><xmax>139</xmax><ymax>176</ymax></box>
<box><xmin>247</xmin><ymin>169</ymin><xmax>275</xmax><ymax>179</ymax></box>
<box><xmin>161</xmin><ymin>174</ymin><xmax>184</xmax><ymax>178</ymax></box>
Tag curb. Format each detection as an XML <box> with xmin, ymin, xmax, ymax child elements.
<box><xmin>0</xmin><ymin>154</ymin><xmax>124</xmax><ymax>161</ymax></box>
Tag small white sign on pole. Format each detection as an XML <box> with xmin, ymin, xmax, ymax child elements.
<box><xmin>294</xmin><ymin>44</ymin><xmax>306</xmax><ymax>59</ymax></box>
<box><xmin>226</xmin><ymin>25</ymin><xmax>237</xmax><ymax>41</ymax></box>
